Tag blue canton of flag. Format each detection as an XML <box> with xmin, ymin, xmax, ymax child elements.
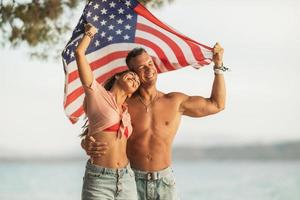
<box><xmin>62</xmin><ymin>0</ymin><xmax>138</xmax><ymax>65</ymax></box>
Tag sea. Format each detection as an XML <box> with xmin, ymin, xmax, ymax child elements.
<box><xmin>0</xmin><ymin>160</ymin><xmax>299</xmax><ymax>200</ymax></box>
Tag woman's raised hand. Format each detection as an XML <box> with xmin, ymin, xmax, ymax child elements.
<box><xmin>84</xmin><ymin>23</ymin><xmax>98</xmax><ymax>36</ymax></box>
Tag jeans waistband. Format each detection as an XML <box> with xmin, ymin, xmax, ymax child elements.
<box><xmin>132</xmin><ymin>167</ymin><xmax>173</xmax><ymax>180</ymax></box>
<box><xmin>85</xmin><ymin>159</ymin><xmax>132</xmax><ymax>176</ymax></box>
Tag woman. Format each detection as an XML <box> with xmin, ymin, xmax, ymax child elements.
<box><xmin>75</xmin><ymin>23</ymin><xmax>140</xmax><ymax>200</ymax></box>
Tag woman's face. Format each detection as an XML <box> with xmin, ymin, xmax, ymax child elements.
<box><xmin>118</xmin><ymin>71</ymin><xmax>140</xmax><ymax>94</ymax></box>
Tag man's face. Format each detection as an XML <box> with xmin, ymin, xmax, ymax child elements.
<box><xmin>128</xmin><ymin>52</ymin><xmax>157</xmax><ymax>86</ymax></box>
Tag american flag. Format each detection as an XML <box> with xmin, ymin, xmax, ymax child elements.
<box><xmin>62</xmin><ymin>0</ymin><xmax>213</xmax><ymax>124</ymax></box>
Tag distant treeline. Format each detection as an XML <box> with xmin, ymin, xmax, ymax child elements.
<box><xmin>173</xmin><ymin>141</ymin><xmax>300</xmax><ymax>160</ymax></box>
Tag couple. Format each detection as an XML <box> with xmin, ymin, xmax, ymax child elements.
<box><xmin>76</xmin><ymin>24</ymin><xmax>226</xmax><ymax>200</ymax></box>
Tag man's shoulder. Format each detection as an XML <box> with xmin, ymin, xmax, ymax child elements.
<box><xmin>164</xmin><ymin>91</ymin><xmax>187</xmax><ymax>98</ymax></box>
<box><xmin>162</xmin><ymin>91</ymin><xmax>188</xmax><ymax>103</ymax></box>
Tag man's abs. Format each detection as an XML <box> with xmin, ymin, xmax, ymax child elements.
<box><xmin>127</xmin><ymin>130</ymin><xmax>173</xmax><ymax>171</ymax></box>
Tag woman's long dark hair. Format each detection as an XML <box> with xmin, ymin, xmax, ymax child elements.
<box><xmin>79</xmin><ymin>69</ymin><xmax>131</xmax><ymax>138</ymax></box>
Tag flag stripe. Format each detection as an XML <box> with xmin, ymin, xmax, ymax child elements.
<box><xmin>138</xmin><ymin>16</ymin><xmax>201</xmax><ymax>66</ymax></box>
<box><xmin>134</xmin><ymin>4</ymin><xmax>212</xmax><ymax>50</ymax></box>
<box><xmin>137</xmin><ymin>23</ymin><xmax>189</xmax><ymax>67</ymax></box>
<box><xmin>69</xmin><ymin>105</ymin><xmax>85</xmax><ymax>124</ymax></box>
<box><xmin>136</xmin><ymin>30</ymin><xmax>179</xmax><ymax>68</ymax></box>
<box><xmin>135</xmin><ymin>37</ymin><xmax>176</xmax><ymax>71</ymax></box>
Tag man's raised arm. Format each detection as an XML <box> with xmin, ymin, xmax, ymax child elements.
<box><xmin>179</xmin><ymin>43</ymin><xmax>226</xmax><ymax>117</ymax></box>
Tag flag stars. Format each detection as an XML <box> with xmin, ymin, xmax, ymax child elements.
<box><xmin>100</xmin><ymin>20</ymin><xmax>107</xmax><ymax>26</ymax></box>
<box><xmin>95</xmin><ymin>40</ymin><xmax>100</xmax><ymax>47</ymax></box>
<box><xmin>108</xmin><ymin>25</ymin><xmax>115</xmax><ymax>30</ymax></box>
<box><xmin>101</xmin><ymin>8</ymin><xmax>108</xmax><ymax>15</ymax></box>
<box><xmin>116</xmin><ymin>29</ymin><xmax>122</xmax><ymax>35</ymax></box>
<box><xmin>117</xmin><ymin>19</ymin><xmax>124</xmax><ymax>24</ymax></box>
<box><xmin>109</xmin><ymin>2</ymin><xmax>116</xmax><ymax>8</ymax></box>
<box><xmin>126</xmin><ymin>14</ymin><xmax>132</xmax><ymax>20</ymax></box>
<box><xmin>86</xmin><ymin>11</ymin><xmax>92</xmax><ymax>17</ymax></box>
<box><xmin>123</xmin><ymin>34</ymin><xmax>130</xmax><ymax>40</ymax></box>
<box><xmin>93</xmin><ymin>15</ymin><xmax>99</xmax><ymax>21</ymax></box>
<box><xmin>102</xmin><ymin>0</ymin><xmax>107</xmax><ymax>2</ymax></box>
<box><xmin>125</xmin><ymin>24</ymin><xmax>131</xmax><ymax>30</ymax></box>
<box><xmin>107</xmin><ymin>36</ymin><xmax>113</xmax><ymax>41</ymax></box>
<box><xmin>93</xmin><ymin>3</ymin><xmax>99</xmax><ymax>9</ymax></box>
<box><xmin>118</xmin><ymin>8</ymin><xmax>124</xmax><ymax>14</ymax></box>
<box><xmin>125</xmin><ymin>0</ymin><xmax>131</xmax><ymax>7</ymax></box>
<box><xmin>70</xmin><ymin>52</ymin><xmax>74</xmax><ymax>58</ymax></box>
<box><xmin>100</xmin><ymin>31</ymin><xmax>106</xmax><ymax>37</ymax></box>
<box><xmin>109</xmin><ymin>14</ymin><xmax>115</xmax><ymax>19</ymax></box>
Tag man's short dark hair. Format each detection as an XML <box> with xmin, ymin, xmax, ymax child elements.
<box><xmin>126</xmin><ymin>47</ymin><xmax>147</xmax><ymax>70</ymax></box>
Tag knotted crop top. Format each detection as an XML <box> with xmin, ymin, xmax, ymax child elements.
<box><xmin>83</xmin><ymin>79</ymin><xmax>132</xmax><ymax>138</ymax></box>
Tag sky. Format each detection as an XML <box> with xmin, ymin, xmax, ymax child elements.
<box><xmin>1</xmin><ymin>0</ymin><xmax>300</xmax><ymax>157</ymax></box>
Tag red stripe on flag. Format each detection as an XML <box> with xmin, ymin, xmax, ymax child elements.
<box><xmin>68</xmin><ymin>70</ymin><xmax>79</xmax><ymax>84</ymax></box>
<box><xmin>137</xmin><ymin>23</ymin><xmax>189</xmax><ymax>67</ymax></box>
<box><xmin>90</xmin><ymin>51</ymin><xmax>128</xmax><ymax>71</ymax></box>
<box><xmin>68</xmin><ymin>51</ymin><xmax>129</xmax><ymax>84</ymax></box>
<box><xmin>64</xmin><ymin>86</ymin><xmax>84</xmax><ymax>109</ymax></box>
<box><xmin>185</xmin><ymin>40</ymin><xmax>206</xmax><ymax>64</ymax></box>
<box><xmin>134</xmin><ymin>4</ymin><xmax>213</xmax><ymax>51</ymax></box>
<box><xmin>135</xmin><ymin>37</ymin><xmax>176</xmax><ymax>71</ymax></box>
<box><xmin>69</xmin><ymin>105</ymin><xmax>85</xmax><ymax>124</ymax></box>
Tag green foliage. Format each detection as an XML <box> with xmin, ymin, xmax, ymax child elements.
<box><xmin>0</xmin><ymin>0</ymin><xmax>174</xmax><ymax>59</ymax></box>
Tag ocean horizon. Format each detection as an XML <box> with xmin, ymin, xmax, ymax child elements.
<box><xmin>1</xmin><ymin>159</ymin><xmax>300</xmax><ymax>200</ymax></box>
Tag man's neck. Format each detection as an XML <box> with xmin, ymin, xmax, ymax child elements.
<box><xmin>139</xmin><ymin>85</ymin><xmax>158</xmax><ymax>100</ymax></box>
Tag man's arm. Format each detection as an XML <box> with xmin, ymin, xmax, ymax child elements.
<box><xmin>179</xmin><ymin>43</ymin><xmax>226</xmax><ymax>117</ymax></box>
<box><xmin>81</xmin><ymin>136</ymin><xmax>109</xmax><ymax>158</ymax></box>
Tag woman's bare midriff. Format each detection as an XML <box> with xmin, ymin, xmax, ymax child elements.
<box><xmin>90</xmin><ymin>131</ymin><xmax>129</xmax><ymax>169</ymax></box>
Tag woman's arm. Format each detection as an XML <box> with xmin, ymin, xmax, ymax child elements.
<box><xmin>75</xmin><ymin>24</ymin><xmax>98</xmax><ymax>87</ymax></box>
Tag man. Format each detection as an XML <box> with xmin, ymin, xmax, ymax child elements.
<box><xmin>82</xmin><ymin>43</ymin><xmax>226</xmax><ymax>199</ymax></box>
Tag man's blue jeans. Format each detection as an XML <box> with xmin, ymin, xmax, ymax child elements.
<box><xmin>133</xmin><ymin>167</ymin><xmax>179</xmax><ymax>200</ymax></box>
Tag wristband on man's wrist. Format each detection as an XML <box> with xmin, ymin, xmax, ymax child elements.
<box><xmin>214</xmin><ymin>64</ymin><xmax>230</xmax><ymax>75</ymax></box>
